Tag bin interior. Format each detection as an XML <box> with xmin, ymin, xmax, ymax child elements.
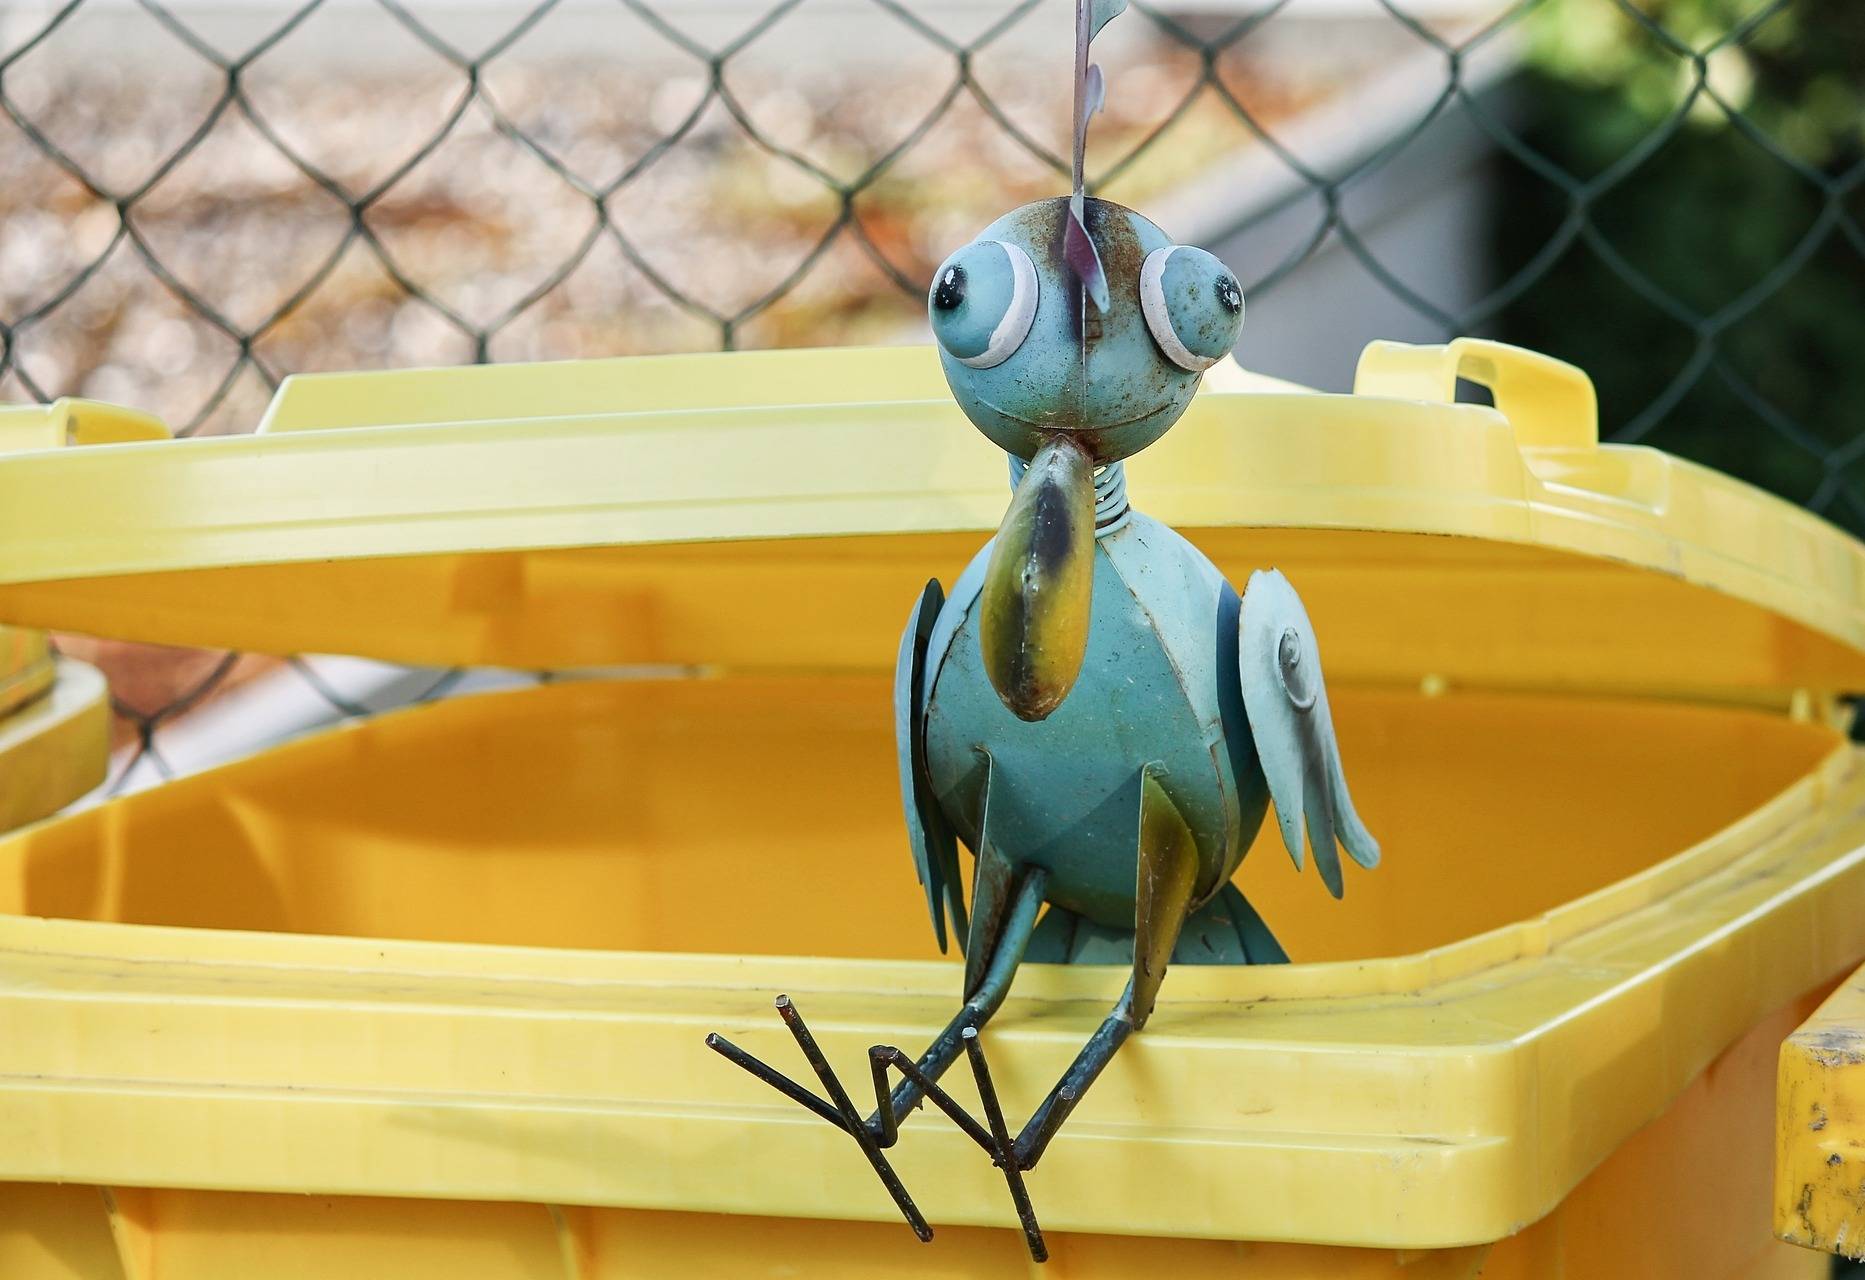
<box><xmin>0</xmin><ymin>525</ymin><xmax>1843</xmax><ymax>965</ymax></box>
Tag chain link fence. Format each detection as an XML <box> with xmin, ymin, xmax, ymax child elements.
<box><xmin>0</xmin><ymin>0</ymin><xmax>1859</xmax><ymax>793</ymax></box>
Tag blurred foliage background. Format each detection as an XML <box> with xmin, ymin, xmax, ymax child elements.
<box><xmin>1499</xmin><ymin>0</ymin><xmax>1865</xmax><ymax>525</ymax></box>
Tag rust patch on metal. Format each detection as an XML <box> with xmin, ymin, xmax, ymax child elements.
<box><xmin>1086</xmin><ymin>197</ymin><xmax>1145</xmax><ymax>291</ymax></box>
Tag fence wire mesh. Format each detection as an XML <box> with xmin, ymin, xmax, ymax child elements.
<box><xmin>0</xmin><ymin>0</ymin><xmax>1859</xmax><ymax>792</ymax></box>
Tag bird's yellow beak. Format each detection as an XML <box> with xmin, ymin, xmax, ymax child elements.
<box><xmin>979</xmin><ymin>434</ymin><xmax>1096</xmax><ymax>722</ymax></box>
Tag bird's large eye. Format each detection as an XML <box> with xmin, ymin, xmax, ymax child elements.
<box><xmin>928</xmin><ymin>240</ymin><xmax>1038</xmax><ymax>370</ymax></box>
<box><xmin>1139</xmin><ymin>245</ymin><xmax>1244</xmax><ymax>373</ymax></box>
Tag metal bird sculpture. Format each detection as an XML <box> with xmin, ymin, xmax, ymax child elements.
<box><xmin>707</xmin><ymin>1</ymin><xmax>1378</xmax><ymax>1260</ymax></box>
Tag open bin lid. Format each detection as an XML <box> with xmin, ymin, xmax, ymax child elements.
<box><xmin>0</xmin><ymin>339</ymin><xmax>1862</xmax><ymax>703</ymax></box>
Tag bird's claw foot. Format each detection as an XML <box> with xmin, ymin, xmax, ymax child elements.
<box><xmin>869</xmin><ymin>1029</ymin><xmax>1050</xmax><ymax>1261</ymax></box>
<box><xmin>959</xmin><ymin>1026</ymin><xmax>1047</xmax><ymax>1261</ymax></box>
<box><xmin>706</xmin><ymin>995</ymin><xmax>931</xmax><ymax>1242</ymax></box>
<box><xmin>708</xmin><ymin>1001</ymin><xmax>1048</xmax><ymax>1263</ymax></box>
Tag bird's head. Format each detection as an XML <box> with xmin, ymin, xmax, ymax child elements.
<box><xmin>929</xmin><ymin>195</ymin><xmax>1245</xmax><ymax>722</ymax></box>
<box><xmin>930</xmin><ymin>195</ymin><xmax>1242</xmax><ymax>464</ymax></box>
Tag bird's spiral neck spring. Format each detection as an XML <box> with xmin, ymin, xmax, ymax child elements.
<box><xmin>1005</xmin><ymin>454</ymin><xmax>1131</xmax><ymax>536</ymax></box>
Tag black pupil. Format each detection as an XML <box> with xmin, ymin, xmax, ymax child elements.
<box><xmin>933</xmin><ymin>264</ymin><xmax>967</xmax><ymax>312</ymax></box>
<box><xmin>1215</xmin><ymin>274</ymin><xmax>1242</xmax><ymax>314</ymax></box>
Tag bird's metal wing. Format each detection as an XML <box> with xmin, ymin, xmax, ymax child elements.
<box><xmin>896</xmin><ymin>578</ymin><xmax>968</xmax><ymax>951</ymax></box>
<box><xmin>1237</xmin><ymin>568</ymin><xmax>1379</xmax><ymax>899</ymax></box>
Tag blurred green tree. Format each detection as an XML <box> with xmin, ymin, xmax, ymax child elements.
<box><xmin>1495</xmin><ymin>0</ymin><xmax>1865</xmax><ymax>527</ymax></box>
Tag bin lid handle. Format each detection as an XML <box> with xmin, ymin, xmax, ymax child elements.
<box><xmin>1352</xmin><ymin>338</ymin><xmax>1598</xmax><ymax>452</ymax></box>
<box><xmin>0</xmin><ymin>398</ymin><xmax>170</xmax><ymax>453</ymax></box>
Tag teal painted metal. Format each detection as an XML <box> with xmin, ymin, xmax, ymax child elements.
<box><xmin>929</xmin><ymin>197</ymin><xmax>1210</xmax><ymax>467</ymax></box>
<box><xmin>923</xmin><ymin>513</ymin><xmax>1253</xmax><ymax>931</ymax></box>
<box><xmin>706</xmin><ymin>1</ymin><xmax>1377</xmax><ymax>1259</ymax></box>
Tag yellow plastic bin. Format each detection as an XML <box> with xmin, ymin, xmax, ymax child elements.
<box><xmin>0</xmin><ymin>342</ymin><xmax>1860</xmax><ymax>1278</ymax></box>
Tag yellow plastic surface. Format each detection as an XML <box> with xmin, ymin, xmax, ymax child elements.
<box><xmin>0</xmin><ymin>996</ymin><xmax>1826</xmax><ymax>1280</ymax></box>
<box><xmin>0</xmin><ymin>657</ymin><xmax>107</xmax><ymax>834</ymax></box>
<box><xmin>0</xmin><ymin>397</ymin><xmax>168</xmax><ymax>452</ymax></box>
<box><xmin>0</xmin><ymin>342</ymin><xmax>1859</xmax><ymax>1275</ymax></box>
<box><xmin>0</xmin><ymin>345</ymin><xmax>1861</xmax><ymax>707</ymax></box>
<box><xmin>0</xmin><ymin>401</ymin><xmax>131</xmax><ymax>834</ymax></box>
<box><xmin>0</xmin><ymin>625</ymin><xmax>52</xmax><ymax>720</ymax></box>
<box><xmin>1776</xmin><ymin>959</ymin><xmax>1865</xmax><ymax>1260</ymax></box>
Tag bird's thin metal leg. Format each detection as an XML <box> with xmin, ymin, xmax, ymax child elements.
<box><xmin>704</xmin><ymin>867</ymin><xmax>1048</xmax><ymax>1245</ymax></box>
<box><xmin>868</xmin><ymin>866</ymin><xmax>1047</xmax><ymax>1137</ymax></box>
<box><xmin>707</xmin><ymin>997</ymin><xmax>931</xmax><ymax>1242</ymax></box>
<box><xmin>876</xmin><ymin>972</ymin><xmax>1140</xmax><ymax>1261</ymax></box>
<box><xmin>1013</xmin><ymin>979</ymin><xmax>1136</xmax><ymax>1171</ymax></box>
<box><xmin>1011</xmin><ymin>768</ymin><xmax>1189</xmax><ymax>1170</ymax></box>
<box><xmin>706</xmin><ymin>1029</ymin><xmax>851</xmax><ymax>1133</ymax></box>
<box><xmin>779</xmin><ymin>995</ymin><xmax>932</xmax><ymax>1240</ymax></box>
<box><xmin>871</xmin><ymin>1045</ymin><xmax>996</xmax><ymax>1156</ymax></box>
<box><xmin>963</xmin><ymin>1026</ymin><xmax>1047</xmax><ymax>1262</ymax></box>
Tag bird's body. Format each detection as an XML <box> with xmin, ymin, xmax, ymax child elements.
<box><xmin>922</xmin><ymin>505</ymin><xmax>1274</xmax><ymax>950</ymax></box>
<box><xmin>707</xmin><ymin>6</ymin><xmax>1376</xmax><ymax>1252</ymax></box>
